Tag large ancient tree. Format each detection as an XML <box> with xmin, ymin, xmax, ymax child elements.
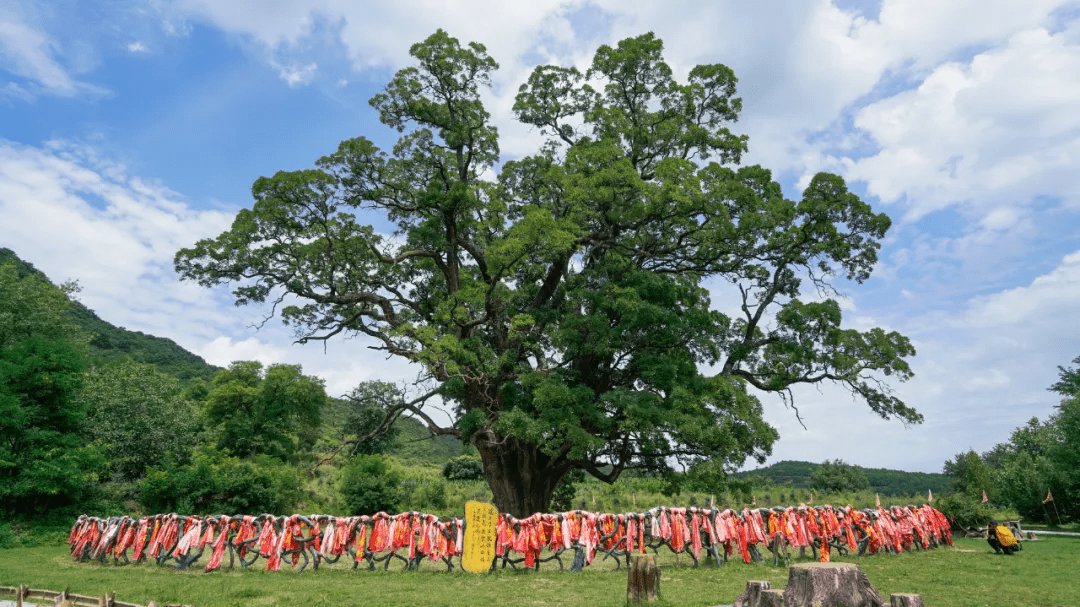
<box><xmin>175</xmin><ymin>30</ymin><xmax>919</xmax><ymax>517</ymax></box>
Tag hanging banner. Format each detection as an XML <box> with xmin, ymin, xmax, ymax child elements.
<box><xmin>461</xmin><ymin>501</ymin><xmax>498</xmax><ymax>573</ymax></box>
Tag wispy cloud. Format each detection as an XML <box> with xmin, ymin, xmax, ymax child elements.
<box><xmin>127</xmin><ymin>41</ymin><xmax>148</xmax><ymax>53</ymax></box>
<box><xmin>271</xmin><ymin>60</ymin><xmax>317</xmax><ymax>87</ymax></box>
<box><xmin>0</xmin><ymin>6</ymin><xmax>106</xmax><ymax>98</ymax></box>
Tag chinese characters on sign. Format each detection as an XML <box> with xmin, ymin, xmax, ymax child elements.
<box><xmin>461</xmin><ymin>500</ymin><xmax>498</xmax><ymax>572</ymax></box>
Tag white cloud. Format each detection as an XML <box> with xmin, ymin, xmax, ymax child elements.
<box><xmin>847</xmin><ymin>24</ymin><xmax>1080</xmax><ymax>222</ymax></box>
<box><xmin>127</xmin><ymin>41</ymin><xmax>148</xmax><ymax>53</ymax></box>
<box><xmin>272</xmin><ymin>61</ymin><xmax>317</xmax><ymax>87</ymax></box>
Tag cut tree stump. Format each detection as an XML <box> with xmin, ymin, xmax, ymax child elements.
<box><xmin>890</xmin><ymin>593</ymin><xmax>924</xmax><ymax>607</ymax></box>
<box><xmin>782</xmin><ymin>562</ymin><xmax>886</xmax><ymax>607</ymax></box>
<box><xmin>733</xmin><ymin>581</ymin><xmax>773</xmax><ymax>607</ymax></box>
<box><xmin>759</xmin><ymin>589</ymin><xmax>786</xmax><ymax>607</ymax></box>
<box><xmin>626</xmin><ymin>554</ymin><xmax>660</xmax><ymax>604</ymax></box>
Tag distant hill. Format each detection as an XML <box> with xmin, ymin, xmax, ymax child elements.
<box><xmin>1</xmin><ymin>248</ymin><xmax>220</xmax><ymax>383</ymax></box>
<box><xmin>392</xmin><ymin>415</ymin><xmax>465</xmax><ymax>465</ymax></box>
<box><xmin>734</xmin><ymin>460</ymin><xmax>951</xmax><ymax>497</ymax></box>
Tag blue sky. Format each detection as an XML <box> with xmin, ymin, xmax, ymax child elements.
<box><xmin>3</xmin><ymin>0</ymin><xmax>1080</xmax><ymax>476</ymax></box>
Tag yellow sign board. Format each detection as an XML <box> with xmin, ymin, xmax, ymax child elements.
<box><xmin>461</xmin><ymin>501</ymin><xmax>498</xmax><ymax>573</ymax></box>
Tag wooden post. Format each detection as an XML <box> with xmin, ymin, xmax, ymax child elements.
<box><xmin>626</xmin><ymin>554</ymin><xmax>660</xmax><ymax>604</ymax></box>
<box><xmin>16</xmin><ymin>584</ymin><xmax>24</xmax><ymax>607</ymax></box>
<box><xmin>733</xmin><ymin>580</ymin><xmax>772</xmax><ymax>607</ymax></box>
<box><xmin>890</xmin><ymin>594</ymin><xmax>924</xmax><ymax>607</ymax></box>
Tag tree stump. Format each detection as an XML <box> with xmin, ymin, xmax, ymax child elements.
<box><xmin>733</xmin><ymin>581</ymin><xmax>772</xmax><ymax>607</ymax></box>
<box><xmin>626</xmin><ymin>554</ymin><xmax>660</xmax><ymax>604</ymax></box>
<box><xmin>890</xmin><ymin>594</ymin><xmax>924</xmax><ymax>607</ymax></box>
<box><xmin>782</xmin><ymin>562</ymin><xmax>885</xmax><ymax>607</ymax></box>
<box><xmin>759</xmin><ymin>589</ymin><xmax>786</xmax><ymax>607</ymax></box>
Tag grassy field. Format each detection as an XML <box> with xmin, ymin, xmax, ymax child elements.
<box><xmin>1</xmin><ymin>536</ymin><xmax>1076</xmax><ymax>606</ymax></box>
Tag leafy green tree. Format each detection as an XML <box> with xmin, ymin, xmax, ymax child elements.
<box><xmin>978</xmin><ymin>356</ymin><xmax>1080</xmax><ymax>522</ymax></box>
<box><xmin>810</xmin><ymin>459</ymin><xmax>870</xmax><ymax>493</ymax></box>
<box><xmin>1050</xmin><ymin>354</ymin><xmax>1080</xmax><ymax>398</ymax></box>
<box><xmin>339</xmin><ymin>455</ymin><xmax>402</xmax><ymax>515</ymax></box>
<box><xmin>340</xmin><ymin>381</ymin><xmax>403</xmax><ymax>456</ymax></box>
<box><xmin>204</xmin><ymin>361</ymin><xmax>325</xmax><ymax>462</ymax></box>
<box><xmin>442</xmin><ymin>454</ymin><xmax>485</xmax><ymax>480</ymax></box>
<box><xmin>0</xmin><ymin>337</ymin><xmax>102</xmax><ymax>516</ymax></box>
<box><xmin>176</xmin><ymin>31</ymin><xmax>918</xmax><ymax>516</ymax></box>
<box><xmin>0</xmin><ymin>261</ymin><xmax>85</xmax><ymax>351</ymax></box>
<box><xmin>79</xmin><ymin>360</ymin><xmax>203</xmax><ymax>482</ymax></box>
<box><xmin>944</xmin><ymin>449</ymin><xmax>996</xmax><ymax>502</ymax></box>
<box><xmin>0</xmin><ymin>261</ymin><xmax>102</xmax><ymax>516</ymax></box>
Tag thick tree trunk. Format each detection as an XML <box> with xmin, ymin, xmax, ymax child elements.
<box><xmin>475</xmin><ymin>436</ymin><xmax>566</xmax><ymax>517</ymax></box>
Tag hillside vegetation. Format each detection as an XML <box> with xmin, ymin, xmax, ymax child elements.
<box><xmin>0</xmin><ymin>248</ymin><xmax>220</xmax><ymax>383</ymax></box>
<box><xmin>734</xmin><ymin>460</ymin><xmax>952</xmax><ymax>497</ymax></box>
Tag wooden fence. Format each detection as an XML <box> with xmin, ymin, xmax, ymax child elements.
<box><xmin>0</xmin><ymin>586</ymin><xmax>190</xmax><ymax>607</ymax></box>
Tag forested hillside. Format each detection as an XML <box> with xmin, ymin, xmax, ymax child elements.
<box><xmin>0</xmin><ymin>248</ymin><xmax>220</xmax><ymax>383</ymax></box>
<box><xmin>735</xmin><ymin>460</ymin><xmax>951</xmax><ymax>496</ymax></box>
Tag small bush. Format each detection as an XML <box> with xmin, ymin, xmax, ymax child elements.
<box><xmin>934</xmin><ymin>492</ymin><xmax>1018</xmax><ymax>529</ymax></box>
<box><xmin>340</xmin><ymin>455</ymin><xmax>402</xmax><ymax>515</ymax></box>
<box><xmin>0</xmin><ymin>524</ymin><xmax>14</xmax><ymax>549</ymax></box>
<box><xmin>418</xmin><ymin>480</ymin><xmax>448</xmax><ymax>510</ymax></box>
<box><xmin>442</xmin><ymin>455</ymin><xmax>484</xmax><ymax>481</ymax></box>
<box><xmin>140</xmin><ymin>447</ymin><xmax>302</xmax><ymax>514</ymax></box>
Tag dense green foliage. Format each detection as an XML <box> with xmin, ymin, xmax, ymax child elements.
<box><xmin>339</xmin><ymin>455</ymin><xmax>402</xmax><ymax>515</ymax></box>
<box><xmin>174</xmin><ymin>30</ymin><xmax>917</xmax><ymax>516</ymax></box>
<box><xmin>140</xmin><ymin>447</ymin><xmax>302</xmax><ymax>515</ymax></box>
<box><xmin>203</xmin><ymin>361</ymin><xmax>326</xmax><ymax>463</ymax></box>
<box><xmin>442</xmin><ymin>455</ymin><xmax>484</xmax><ymax>481</ymax></box>
<box><xmin>0</xmin><ymin>260</ymin><xmax>102</xmax><ymax>517</ymax></box>
<box><xmin>0</xmin><ymin>336</ymin><xmax>102</xmax><ymax>516</ymax></box>
<box><xmin>0</xmin><ymin>257</ymin><xmax>86</xmax><ymax>350</ymax></box>
<box><xmin>810</xmin><ymin>459</ymin><xmax>871</xmax><ymax>493</ymax></box>
<box><xmin>79</xmin><ymin>360</ymin><xmax>203</xmax><ymax>482</ymax></box>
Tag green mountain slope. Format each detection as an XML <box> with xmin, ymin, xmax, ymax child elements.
<box><xmin>734</xmin><ymin>460</ymin><xmax>951</xmax><ymax>497</ymax></box>
<box><xmin>1</xmin><ymin>248</ymin><xmax>220</xmax><ymax>383</ymax></box>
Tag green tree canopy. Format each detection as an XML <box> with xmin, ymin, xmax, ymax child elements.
<box><xmin>176</xmin><ymin>30</ymin><xmax>918</xmax><ymax>516</ymax></box>
<box><xmin>810</xmin><ymin>459</ymin><xmax>871</xmax><ymax>493</ymax></box>
<box><xmin>0</xmin><ymin>261</ymin><xmax>85</xmax><ymax>352</ymax></box>
<box><xmin>0</xmin><ymin>336</ymin><xmax>101</xmax><ymax>516</ymax></box>
<box><xmin>0</xmin><ymin>260</ymin><xmax>101</xmax><ymax>516</ymax></box>
<box><xmin>79</xmin><ymin>360</ymin><xmax>203</xmax><ymax>482</ymax></box>
<box><xmin>943</xmin><ymin>449</ymin><xmax>996</xmax><ymax>502</ymax></box>
<box><xmin>203</xmin><ymin>361</ymin><xmax>326</xmax><ymax>463</ymax></box>
<box><xmin>1050</xmin><ymin>354</ymin><xmax>1080</xmax><ymax>398</ymax></box>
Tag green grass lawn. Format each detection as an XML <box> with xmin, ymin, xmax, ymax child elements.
<box><xmin>1</xmin><ymin>537</ymin><xmax>1076</xmax><ymax>606</ymax></box>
